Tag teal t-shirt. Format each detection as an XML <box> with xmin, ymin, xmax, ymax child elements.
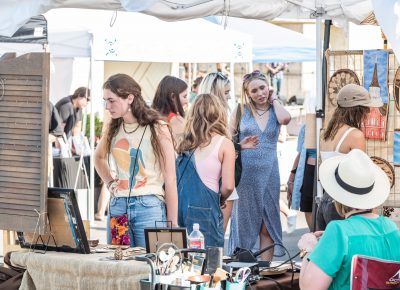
<box><xmin>308</xmin><ymin>215</ymin><xmax>400</xmax><ymax>290</ymax></box>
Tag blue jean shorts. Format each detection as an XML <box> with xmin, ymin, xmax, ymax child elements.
<box><xmin>107</xmin><ymin>195</ymin><xmax>166</xmax><ymax>247</ymax></box>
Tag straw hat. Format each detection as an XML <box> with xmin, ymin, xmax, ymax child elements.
<box><xmin>337</xmin><ymin>84</ymin><xmax>383</xmax><ymax>108</ymax></box>
<box><xmin>319</xmin><ymin>149</ymin><xmax>390</xmax><ymax>209</ymax></box>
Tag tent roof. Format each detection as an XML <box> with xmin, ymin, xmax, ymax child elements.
<box><xmin>0</xmin><ymin>0</ymin><xmax>373</xmax><ymax>37</ymax></box>
<box><xmin>207</xmin><ymin>16</ymin><xmax>315</xmax><ymax>62</ymax></box>
<box><xmin>44</xmin><ymin>9</ymin><xmax>252</xmax><ymax>62</ymax></box>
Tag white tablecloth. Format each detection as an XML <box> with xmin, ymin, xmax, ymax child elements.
<box><xmin>10</xmin><ymin>250</ymin><xmax>150</xmax><ymax>290</ymax></box>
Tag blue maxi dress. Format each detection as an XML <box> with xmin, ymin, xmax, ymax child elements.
<box><xmin>228</xmin><ymin>106</ymin><xmax>284</xmax><ymax>256</ymax></box>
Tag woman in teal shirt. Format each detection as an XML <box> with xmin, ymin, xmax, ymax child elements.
<box><xmin>298</xmin><ymin>149</ymin><xmax>400</xmax><ymax>290</ymax></box>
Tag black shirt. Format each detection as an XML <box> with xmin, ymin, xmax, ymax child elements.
<box><xmin>55</xmin><ymin>96</ymin><xmax>82</xmax><ymax>138</ymax></box>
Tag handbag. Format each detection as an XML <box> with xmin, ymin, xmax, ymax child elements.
<box><xmin>232</xmin><ymin>106</ymin><xmax>242</xmax><ymax>187</ymax></box>
<box><xmin>110</xmin><ymin>125</ymin><xmax>147</xmax><ymax>245</ymax></box>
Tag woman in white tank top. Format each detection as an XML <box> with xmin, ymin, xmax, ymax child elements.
<box><xmin>317</xmin><ymin>84</ymin><xmax>383</xmax><ymax>230</ymax></box>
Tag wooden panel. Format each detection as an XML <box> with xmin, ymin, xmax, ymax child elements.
<box><xmin>0</xmin><ymin>198</ymin><xmax>40</xmax><ymax>207</ymax></box>
<box><xmin>1</xmin><ymin>160</ymin><xmax>40</xmax><ymax>168</ymax></box>
<box><xmin>0</xmin><ymin>111</ymin><xmax>42</xmax><ymax>119</ymax></box>
<box><xmin>0</xmin><ymin>52</ymin><xmax>49</xmax><ymax>233</ymax></box>
<box><xmin>0</xmin><ymin>122</ymin><xmax>42</xmax><ymax>130</ymax></box>
<box><xmin>0</xmin><ymin>175</ymin><xmax>41</xmax><ymax>185</ymax></box>
<box><xmin>1</xmin><ymin>187</ymin><xmax>40</xmax><ymax>197</ymax></box>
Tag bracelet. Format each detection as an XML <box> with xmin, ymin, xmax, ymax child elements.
<box><xmin>287</xmin><ymin>181</ymin><xmax>294</xmax><ymax>185</ymax></box>
<box><xmin>300</xmin><ymin>249</ymin><xmax>311</xmax><ymax>259</ymax></box>
<box><xmin>269</xmin><ymin>98</ymin><xmax>278</xmax><ymax>105</ymax></box>
<box><xmin>106</xmin><ymin>179</ymin><xmax>115</xmax><ymax>190</ymax></box>
<box><xmin>107</xmin><ymin>179</ymin><xmax>119</xmax><ymax>196</ymax></box>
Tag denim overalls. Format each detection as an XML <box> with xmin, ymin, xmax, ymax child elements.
<box><xmin>177</xmin><ymin>151</ymin><xmax>224</xmax><ymax>247</ymax></box>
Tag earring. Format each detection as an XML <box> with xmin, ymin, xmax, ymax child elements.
<box><xmin>128</xmin><ymin>107</ymin><xmax>131</xmax><ymax>112</ymax></box>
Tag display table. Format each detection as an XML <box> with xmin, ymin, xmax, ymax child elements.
<box><xmin>248</xmin><ymin>272</ymin><xmax>300</xmax><ymax>290</ymax></box>
<box><xmin>10</xmin><ymin>250</ymin><xmax>150</xmax><ymax>290</ymax></box>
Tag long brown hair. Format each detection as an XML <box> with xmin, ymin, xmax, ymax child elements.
<box><xmin>323</xmin><ymin>106</ymin><xmax>370</xmax><ymax>141</ymax></box>
<box><xmin>103</xmin><ymin>73</ymin><xmax>165</xmax><ymax>163</ymax></box>
<box><xmin>178</xmin><ymin>94</ymin><xmax>229</xmax><ymax>153</ymax></box>
<box><xmin>152</xmin><ymin>75</ymin><xmax>187</xmax><ymax>117</ymax></box>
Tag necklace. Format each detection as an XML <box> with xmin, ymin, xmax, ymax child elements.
<box><xmin>255</xmin><ymin>105</ymin><xmax>270</xmax><ymax>117</ymax></box>
<box><xmin>346</xmin><ymin>209</ymin><xmax>373</xmax><ymax>219</ymax></box>
<box><xmin>123</xmin><ymin>122</ymin><xmax>140</xmax><ymax>134</ymax></box>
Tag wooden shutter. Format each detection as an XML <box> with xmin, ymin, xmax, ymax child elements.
<box><xmin>0</xmin><ymin>52</ymin><xmax>49</xmax><ymax>232</ymax></box>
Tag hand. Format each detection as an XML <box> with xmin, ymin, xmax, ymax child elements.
<box><xmin>268</xmin><ymin>89</ymin><xmax>277</xmax><ymax>104</ymax></box>
<box><xmin>297</xmin><ymin>233</ymin><xmax>318</xmax><ymax>252</ymax></box>
<box><xmin>240</xmin><ymin>135</ymin><xmax>259</xmax><ymax>149</ymax></box>
<box><xmin>314</xmin><ymin>231</ymin><xmax>324</xmax><ymax>241</ymax></box>
<box><xmin>287</xmin><ymin>182</ymin><xmax>293</xmax><ymax>207</ymax></box>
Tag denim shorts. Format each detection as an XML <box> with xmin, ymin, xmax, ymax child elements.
<box><xmin>107</xmin><ymin>195</ymin><xmax>166</xmax><ymax>247</ymax></box>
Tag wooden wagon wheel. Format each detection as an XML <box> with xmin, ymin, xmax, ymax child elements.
<box><xmin>370</xmin><ymin>156</ymin><xmax>395</xmax><ymax>188</ymax></box>
<box><xmin>327</xmin><ymin>69</ymin><xmax>360</xmax><ymax>106</ymax></box>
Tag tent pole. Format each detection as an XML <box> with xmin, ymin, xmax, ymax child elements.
<box><xmin>314</xmin><ymin>16</ymin><xmax>323</xmax><ymax>213</ymax></box>
<box><xmin>248</xmin><ymin>61</ymin><xmax>253</xmax><ymax>73</ymax></box>
<box><xmin>89</xmin><ymin>37</ymin><xmax>95</xmax><ymax>223</ymax></box>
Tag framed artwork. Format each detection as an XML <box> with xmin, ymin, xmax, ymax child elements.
<box><xmin>363</xmin><ymin>50</ymin><xmax>389</xmax><ymax>140</ymax></box>
<box><xmin>394</xmin><ymin>130</ymin><xmax>400</xmax><ymax>167</ymax></box>
<box><xmin>18</xmin><ymin>188</ymin><xmax>90</xmax><ymax>254</ymax></box>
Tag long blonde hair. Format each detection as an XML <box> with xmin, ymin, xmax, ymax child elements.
<box><xmin>178</xmin><ymin>94</ymin><xmax>230</xmax><ymax>153</ymax></box>
<box><xmin>198</xmin><ymin>72</ymin><xmax>230</xmax><ymax>107</ymax></box>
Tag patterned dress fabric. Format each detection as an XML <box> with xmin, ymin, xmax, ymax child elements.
<box><xmin>228</xmin><ymin>106</ymin><xmax>284</xmax><ymax>256</ymax></box>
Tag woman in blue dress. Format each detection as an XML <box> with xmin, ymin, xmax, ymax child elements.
<box><xmin>229</xmin><ymin>71</ymin><xmax>291</xmax><ymax>261</ymax></box>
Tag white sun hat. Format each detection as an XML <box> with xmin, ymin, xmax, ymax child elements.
<box><xmin>319</xmin><ymin>149</ymin><xmax>390</xmax><ymax>209</ymax></box>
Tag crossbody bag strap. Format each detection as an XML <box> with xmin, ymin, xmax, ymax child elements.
<box><xmin>126</xmin><ymin>125</ymin><xmax>148</xmax><ymax>211</ymax></box>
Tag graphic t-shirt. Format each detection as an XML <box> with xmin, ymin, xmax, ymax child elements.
<box><xmin>111</xmin><ymin>122</ymin><xmax>164</xmax><ymax>198</ymax></box>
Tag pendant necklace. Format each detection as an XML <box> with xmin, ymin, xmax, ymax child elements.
<box><xmin>255</xmin><ymin>105</ymin><xmax>270</xmax><ymax>117</ymax></box>
<box><xmin>123</xmin><ymin>122</ymin><xmax>140</xmax><ymax>134</ymax></box>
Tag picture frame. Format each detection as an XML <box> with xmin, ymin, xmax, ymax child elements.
<box><xmin>144</xmin><ymin>227</ymin><xmax>187</xmax><ymax>253</ymax></box>
<box><xmin>17</xmin><ymin>187</ymin><xmax>90</xmax><ymax>254</ymax></box>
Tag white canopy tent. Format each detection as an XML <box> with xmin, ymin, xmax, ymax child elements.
<box><xmin>206</xmin><ymin>16</ymin><xmax>316</xmax><ymax>62</ymax></box>
<box><xmin>0</xmin><ymin>0</ymin><xmax>374</xmax><ymax>38</ymax></box>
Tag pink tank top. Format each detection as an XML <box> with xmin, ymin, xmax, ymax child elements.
<box><xmin>195</xmin><ymin>136</ymin><xmax>225</xmax><ymax>192</ymax></box>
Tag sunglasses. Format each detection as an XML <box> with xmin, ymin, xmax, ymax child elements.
<box><xmin>211</xmin><ymin>72</ymin><xmax>228</xmax><ymax>81</ymax></box>
<box><xmin>243</xmin><ymin>70</ymin><xmax>266</xmax><ymax>81</ymax></box>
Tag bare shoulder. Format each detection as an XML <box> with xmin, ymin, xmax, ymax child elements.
<box><xmin>222</xmin><ymin>136</ymin><xmax>235</xmax><ymax>151</ymax></box>
<box><xmin>348</xmin><ymin>128</ymin><xmax>365</xmax><ymax>139</ymax></box>
<box><xmin>347</xmin><ymin>128</ymin><xmax>366</xmax><ymax>150</ymax></box>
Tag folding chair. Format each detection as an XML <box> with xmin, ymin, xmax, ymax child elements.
<box><xmin>350</xmin><ymin>255</ymin><xmax>400</xmax><ymax>290</ymax></box>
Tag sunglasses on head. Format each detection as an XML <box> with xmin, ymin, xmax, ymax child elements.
<box><xmin>243</xmin><ymin>70</ymin><xmax>266</xmax><ymax>81</ymax></box>
<box><xmin>211</xmin><ymin>72</ymin><xmax>228</xmax><ymax>80</ymax></box>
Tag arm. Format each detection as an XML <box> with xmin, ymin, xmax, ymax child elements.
<box><xmin>271</xmin><ymin>99</ymin><xmax>291</xmax><ymax>125</ymax></box>
<box><xmin>157</xmin><ymin>124</ymin><xmax>178</xmax><ymax>226</ymax></box>
<box><xmin>229</xmin><ymin>106</ymin><xmax>259</xmax><ymax>150</ymax></box>
<box><xmin>72</xmin><ymin>120</ymin><xmax>82</xmax><ymax>136</ymax></box>
<box><xmin>94</xmin><ymin>137</ymin><xmax>114</xmax><ymax>186</ymax></box>
<box><xmin>219</xmin><ymin>138</ymin><xmax>235</xmax><ymax>202</ymax></box>
<box><xmin>300</xmin><ymin>260</ymin><xmax>332</xmax><ymax>290</ymax></box>
<box><xmin>298</xmin><ymin>232</ymin><xmax>332</xmax><ymax>289</ymax></box>
<box><xmin>287</xmin><ymin>152</ymin><xmax>300</xmax><ymax>205</ymax></box>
